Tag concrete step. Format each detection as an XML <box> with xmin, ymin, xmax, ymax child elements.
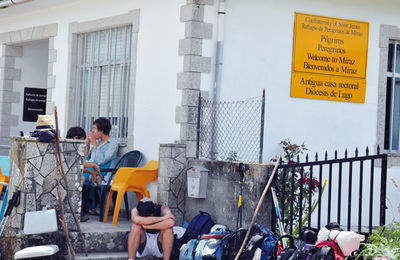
<box><xmin>76</xmin><ymin>252</ymin><xmax>160</xmax><ymax>260</ymax></box>
<box><xmin>72</xmin><ymin>214</ymin><xmax>132</xmax><ymax>254</ymax></box>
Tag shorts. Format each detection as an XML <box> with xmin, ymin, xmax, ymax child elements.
<box><xmin>136</xmin><ymin>232</ymin><xmax>163</xmax><ymax>258</ymax></box>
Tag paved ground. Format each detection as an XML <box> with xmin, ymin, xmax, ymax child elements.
<box><xmin>80</xmin><ymin>214</ymin><xmax>132</xmax><ymax>233</ymax></box>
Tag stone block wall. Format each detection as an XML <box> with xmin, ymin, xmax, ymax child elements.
<box><xmin>6</xmin><ymin>137</ymin><xmax>84</xmax><ymax>234</ymax></box>
<box><xmin>158</xmin><ymin>143</ymin><xmax>187</xmax><ymax>225</ymax></box>
<box><xmin>185</xmin><ymin>160</ymin><xmax>274</xmax><ymax>230</ymax></box>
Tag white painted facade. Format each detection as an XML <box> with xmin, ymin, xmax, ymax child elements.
<box><xmin>0</xmin><ymin>0</ymin><xmax>398</xmax><ymax>222</ymax></box>
<box><xmin>0</xmin><ymin>0</ymin><xmax>184</xmax><ymax>160</ymax></box>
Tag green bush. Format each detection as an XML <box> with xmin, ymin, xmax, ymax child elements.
<box><xmin>359</xmin><ymin>221</ymin><xmax>400</xmax><ymax>259</ymax></box>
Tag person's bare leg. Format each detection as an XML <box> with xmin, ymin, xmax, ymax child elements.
<box><xmin>159</xmin><ymin>228</ymin><xmax>174</xmax><ymax>260</ymax></box>
<box><xmin>128</xmin><ymin>224</ymin><xmax>145</xmax><ymax>259</ymax></box>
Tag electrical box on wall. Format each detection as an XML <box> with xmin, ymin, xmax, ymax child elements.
<box><xmin>187</xmin><ymin>166</ymin><xmax>209</xmax><ymax>198</ymax></box>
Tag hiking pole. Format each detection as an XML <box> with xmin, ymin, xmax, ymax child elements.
<box><xmin>236</xmin><ymin>163</ymin><xmax>248</xmax><ymax>228</ymax></box>
<box><xmin>234</xmin><ymin>158</ymin><xmax>280</xmax><ymax>260</ymax></box>
<box><xmin>0</xmin><ymin>183</ymin><xmax>9</xmax><ymax>220</ymax></box>
<box><xmin>0</xmin><ymin>190</ymin><xmax>20</xmax><ymax>236</ymax></box>
<box><xmin>271</xmin><ymin>185</ymin><xmax>287</xmax><ymax>248</ymax></box>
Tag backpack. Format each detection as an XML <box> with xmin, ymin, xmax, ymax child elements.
<box><xmin>179</xmin><ymin>225</ymin><xmax>229</xmax><ymax>260</ymax></box>
<box><xmin>272</xmin><ymin>235</ymin><xmax>297</xmax><ymax>260</ymax></box>
<box><xmin>222</xmin><ymin>228</ymin><xmax>247</xmax><ymax>260</ymax></box>
<box><xmin>222</xmin><ymin>225</ymin><xmax>277</xmax><ymax>260</ymax></box>
<box><xmin>172</xmin><ymin>212</ymin><xmax>215</xmax><ymax>257</ymax></box>
<box><xmin>315</xmin><ymin>240</ymin><xmax>344</xmax><ymax>260</ymax></box>
<box><xmin>300</xmin><ymin>245</ymin><xmax>336</xmax><ymax>260</ymax></box>
<box><xmin>257</xmin><ymin>225</ymin><xmax>278</xmax><ymax>259</ymax></box>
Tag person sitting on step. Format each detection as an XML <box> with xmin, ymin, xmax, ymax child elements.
<box><xmin>128</xmin><ymin>200</ymin><xmax>175</xmax><ymax>260</ymax></box>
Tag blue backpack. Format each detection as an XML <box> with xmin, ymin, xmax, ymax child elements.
<box><xmin>172</xmin><ymin>211</ymin><xmax>215</xmax><ymax>256</ymax></box>
<box><xmin>257</xmin><ymin>225</ymin><xmax>278</xmax><ymax>259</ymax></box>
<box><xmin>180</xmin><ymin>224</ymin><xmax>228</xmax><ymax>260</ymax></box>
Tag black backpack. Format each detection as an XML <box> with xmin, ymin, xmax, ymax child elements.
<box><xmin>299</xmin><ymin>245</ymin><xmax>335</xmax><ymax>260</ymax></box>
<box><xmin>272</xmin><ymin>235</ymin><xmax>297</xmax><ymax>260</ymax></box>
<box><xmin>222</xmin><ymin>228</ymin><xmax>247</xmax><ymax>260</ymax></box>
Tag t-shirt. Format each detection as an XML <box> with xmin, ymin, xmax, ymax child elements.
<box><xmin>86</xmin><ymin>137</ymin><xmax>118</xmax><ymax>166</ymax></box>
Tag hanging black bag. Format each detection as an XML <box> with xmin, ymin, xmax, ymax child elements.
<box><xmin>271</xmin><ymin>235</ymin><xmax>297</xmax><ymax>260</ymax></box>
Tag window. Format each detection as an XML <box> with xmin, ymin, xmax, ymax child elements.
<box><xmin>384</xmin><ymin>40</ymin><xmax>400</xmax><ymax>151</ymax></box>
<box><xmin>74</xmin><ymin>25</ymin><xmax>132</xmax><ymax>144</ymax></box>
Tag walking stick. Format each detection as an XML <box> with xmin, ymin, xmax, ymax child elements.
<box><xmin>53</xmin><ymin>107</ymin><xmax>88</xmax><ymax>256</ymax></box>
<box><xmin>234</xmin><ymin>157</ymin><xmax>280</xmax><ymax>260</ymax></box>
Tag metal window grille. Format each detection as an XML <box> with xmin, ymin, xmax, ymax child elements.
<box><xmin>197</xmin><ymin>91</ymin><xmax>265</xmax><ymax>163</ymax></box>
<box><xmin>384</xmin><ymin>40</ymin><xmax>400</xmax><ymax>151</ymax></box>
<box><xmin>73</xmin><ymin>25</ymin><xmax>132</xmax><ymax>144</ymax></box>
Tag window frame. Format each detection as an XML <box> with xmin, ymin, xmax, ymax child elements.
<box><xmin>66</xmin><ymin>10</ymin><xmax>139</xmax><ymax>152</ymax></box>
<box><xmin>377</xmin><ymin>24</ymin><xmax>400</xmax><ymax>166</ymax></box>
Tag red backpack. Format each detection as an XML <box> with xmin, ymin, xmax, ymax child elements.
<box><xmin>315</xmin><ymin>240</ymin><xmax>344</xmax><ymax>260</ymax></box>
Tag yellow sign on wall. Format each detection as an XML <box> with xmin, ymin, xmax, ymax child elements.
<box><xmin>291</xmin><ymin>13</ymin><xmax>369</xmax><ymax>103</ymax></box>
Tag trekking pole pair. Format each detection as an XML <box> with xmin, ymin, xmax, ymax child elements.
<box><xmin>268</xmin><ymin>165</ymin><xmax>288</xmax><ymax>248</ymax></box>
<box><xmin>237</xmin><ymin>163</ymin><xmax>248</xmax><ymax>228</ymax></box>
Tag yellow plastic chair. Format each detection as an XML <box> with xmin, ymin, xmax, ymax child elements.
<box><xmin>0</xmin><ymin>167</ymin><xmax>9</xmax><ymax>195</ymax></box>
<box><xmin>104</xmin><ymin>160</ymin><xmax>159</xmax><ymax>226</ymax></box>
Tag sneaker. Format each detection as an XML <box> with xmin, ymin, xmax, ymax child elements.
<box><xmin>88</xmin><ymin>208</ymin><xmax>100</xmax><ymax>216</ymax></box>
<box><xmin>80</xmin><ymin>215</ymin><xmax>90</xmax><ymax>222</ymax></box>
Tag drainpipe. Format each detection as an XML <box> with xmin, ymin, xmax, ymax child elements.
<box><xmin>212</xmin><ymin>0</ymin><xmax>226</xmax><ymax>103</ymax></box>
<box><xmin>210</xmin><ymin>0</ymin><xmax>226</xmax><ymax>159</ymax></box>
<box><xmin>0</xmin><ymin>0</ymin><xmax>31</xmax><ymax>8</ymax></box>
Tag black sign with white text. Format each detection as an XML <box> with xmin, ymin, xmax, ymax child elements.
<box><xmin>23</xmin><ymin>88</ymin><xmax>47</xmax><ymax>122</ymax></box>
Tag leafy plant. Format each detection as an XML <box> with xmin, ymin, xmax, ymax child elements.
<box><xmin>273</xmin><ymin>139</ymin><xmax>322</xmax><ymax>234</ymax></box>
<box><xmin>359</xmin><ymin>221</ymin><xmax>400</xmax><ymax>259</ymax></box>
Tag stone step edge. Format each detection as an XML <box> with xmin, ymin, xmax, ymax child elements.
<box><xmin>75</xmin><ymin>252</ymin><xmax>160</xmax><ymax>260</ymax></box>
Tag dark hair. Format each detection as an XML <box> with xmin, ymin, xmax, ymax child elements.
<box><xmin>93</xmin><ymin>117</ymin><xmax>111</xmax><ymax>136</ymax></box>
<box><xmin>137</xmin><ymin>201</ymin><xmax>155</xmax><ymax>217</ymax></box>
<box><xmin>66</xmin><ymin>127</ymin><xmax>86</xmax><ymax>139</ymax></box>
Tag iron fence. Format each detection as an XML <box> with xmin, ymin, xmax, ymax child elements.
<box><xmin>196</xmin><ymin>90</ymin><xmax>265</xmax><ymax>163</ymax></box>
<box><xmin>270</xmin><ymin>147</ymin><xmax>388</xmax><ymax>237</ymax></box>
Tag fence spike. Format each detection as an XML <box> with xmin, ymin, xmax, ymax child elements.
<box><xmin>279</xmin><ymin>156</ymin><xmax>283</xmax><ymax>165</ymax></box>
<box><xmin>377</xmin><ymin>145</ymin><xmax>380</xmax><ymax>155</ymax></box>
<box><xmin>325</xmin><ymin>151</ymin><xmax>328</xmax><ymax>160</ymax></box>
<box><xmin>315</xmin><ymin>152</ymin><xmax>318</xmax><ymax>161</ymax></box>
<box><xmin>355</xmin><ymin>147</ymin><xmax>358</xmax><ymax>157</ymax></box>
<box><xmin>335</xmin><ymin>150</ymin><xmax>338</xmax><ymax>159</ymax></box>
<box><xmin>366</xmin><ymin>146</ymin><xmax>369</xmax><ymax>156</ymax></box>
<box><xmin>306</xmin><ymin>154</ymin><xmax>309</xmax><ymax>162</ymax></box>
<box><xmin>345</xmin><ymin>149</ymin><xmax>348</xmax><ymax>158</ymax></box>
<box><xmin>297</xmin><ymin>155</ymin><xmax>300</xmax><ymax>163</ymax></box>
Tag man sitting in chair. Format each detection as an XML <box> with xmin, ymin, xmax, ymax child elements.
<box><xmin>128</xmin><ymin>200</ymin><xmax>175</xmax><ymax>260</ymax></box>
<box><xmin>83</xmin><ymin>117</ymin><xmax>118</xmax><ymax>215</ymax></box>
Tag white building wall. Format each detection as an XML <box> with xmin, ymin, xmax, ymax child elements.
<box><xmin>12</xmin><ymin>40</ymin><xmax>49</xmax><ymax>137</ymax></box>
<box><xmin>0</xmin><ymin>0</ymin><xmax>185</xmax><ymax>160</ymax></box>
<box><xmin>205</xmin><ymin>0</ymin><xmax>400</xmax><ymax>222</ymax></box>
<box><xmin>0</xmin><ymin>0</ymin><xmax>398</xmax><ymax>221</ymax></box>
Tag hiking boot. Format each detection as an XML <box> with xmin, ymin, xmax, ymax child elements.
<box><xmin>80</xmin><ymin>215</ymin><xmax>89</xmax><ymax>222</ymax></box>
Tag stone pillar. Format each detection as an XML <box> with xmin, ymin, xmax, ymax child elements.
<box><xmin>6</xmin><ymin>137</ymin><xmax>85</xmax><ymax>234</ymax></box>
<box><xmin>0</xmin><ymin>45</ymin><xmax>21</xmax><ymax>155</ymax></box>
<box><xmin>158</xmin><ymin>0</ymin><xmax>214</xmax><ymax>223</ymax></box>
<box><xmin>177</xmin><ymin>0</ymin><xmax>213</xmax><ymax>158</ymax></box>
<box><xmin>158</xmin><ymin>144</ymin><xmax>187</xmax><ymax>225</ymax></box>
